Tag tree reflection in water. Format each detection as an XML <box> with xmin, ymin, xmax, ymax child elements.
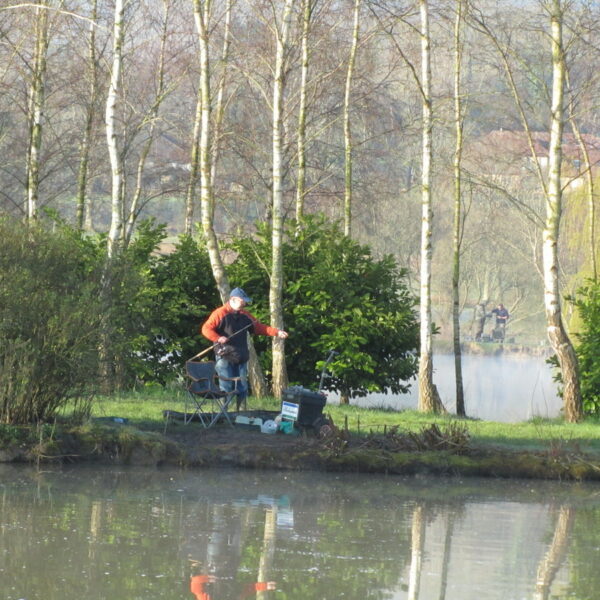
<box><xmin>0</xmin><ymin>467</ymin><xmax>598</xmax><ymax>600</ymax></box>
<box><xmin>534</xmin><ymin>506</ymin><xmax>574</xmax><ymax>600</ymax></box>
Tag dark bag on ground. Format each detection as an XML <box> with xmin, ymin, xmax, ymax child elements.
<box><xmin>214</xmin><ymin>343</ymin><xmax>243</xmax><ymax>364</ymax></box>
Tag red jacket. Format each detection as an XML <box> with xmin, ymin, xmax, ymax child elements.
<box><xmin>201</xmin><ymin>304</ymin><xmax>279</xmax><ymax>363</ymax></box>
<box><xmin>190</xmin><ymin>575</ymin><xmax>213</xmax><ymax>600</ymax></box>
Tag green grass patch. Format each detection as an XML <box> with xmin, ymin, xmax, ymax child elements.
<box><xmin>58</xmin><ymin>387</ymin><xmax>600</xmax><ymax>456</ymax></box>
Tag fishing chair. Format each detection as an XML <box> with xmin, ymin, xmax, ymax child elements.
<box><xmin>184</xmin><ymin>360</ymin><xmax>241</xmax><ymax>428</ymax></box>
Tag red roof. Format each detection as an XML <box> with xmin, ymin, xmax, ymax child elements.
<box><xmin>477</xmin><ymin>129</ymin><xmax>600</xmax><ymax>166</ymax></box>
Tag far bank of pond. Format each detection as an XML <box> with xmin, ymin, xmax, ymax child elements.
<box><xmin>3</xmin><ymin>418</ymin><xmax>600</xmax><ymax>482</ymax></box>
<box><xmin>333</xmin><ymin>347</ymin><xmax>562</xmax><ymax>422</ymax></box>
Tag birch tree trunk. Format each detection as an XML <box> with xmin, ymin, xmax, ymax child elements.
<box><xmin>270</xmin><ymin>0</ymin><xmax>294</xmax><ymax>398</ymax></box>
<box><xmin>210</xmin><ymin>0</ymin><xmax>232</xmax><ymax>186</ymax></box>
<box><xmin>26</xmin><ymin>0</ymin><xmax>49</xmax><ymax>221</ymax></box>
<box><xmin>256</xmin><ymin>507</ymin><xmax>277</xmax><ymax>600</ymax></box>
<box><xmin>192</xmin><ymin>0</ymin><xmax>268</xmax><ymax>397</ymax></box>
<box><xmin>106</xmin><ymin>0</ymin><xmax>125</xmax><ymax>259</ymax></box>
<box><xmin>407</xmin><ymin>504</ymin><xmax>425</xmax><ymax>600</ymax></box>
<box><xmin>343</xmin><ymin>0</ymin><xmax>360</xmax><ymax>238</ymax></box>
<box><xmin>438</xmin><ymin>512</ymin><xmax>456</xmax><ymax>600</ymax></box>
<box><xmin>76</xmin><ymin>0</ymin><xmax>98</xmax><ymax>231</ymax></box>
<box><xmin>533</xmin><ymin>506</ymin><xmax>574</xmax><ymax>600</ymax></box>
<box><xmin>452</xmin><ymin>0</ymin><xmax>465</xmax><ymax>416</ymax></box>
<box><xmin>417</xmin><ymin>0</ymin><xmax>444</xmax><ymax>413</ymax></box>
<box><xmin>187</xmin><ymin>0</ymin><xmax>232</xmax><ymax>237</ymax></box>
<box><xmin>193</xmin><ymin>0</ymin><xmax>230</xmax><ymax>301</ymax></box>
<box><xmin>545</xmin><ymin>0</ymin><xmax>582</xmax><ymax>422</ymax></box>
<box><xmin>124</xmin><ymin>0</ymin><xmax>171</xmax><ymax>245</ymax></box>
<box><xmin>295</xmin><ymin>0</ymin><xmax>312</xmax><ymax>224</ymax></box>
<box><xmin>185</xmin><ymin>86</ymin><xmax>202</xmax><ymax>236</ymax></box>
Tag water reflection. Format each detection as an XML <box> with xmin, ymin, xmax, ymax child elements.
<box><xmin>1</xmin><ymin>466</ymin><xmax>600</xmax><ymax>599</ymax></box>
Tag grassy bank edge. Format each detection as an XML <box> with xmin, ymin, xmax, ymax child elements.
<box><xmin>1</xmin><ymin>387</ymin><xmax>600</xmax><ymax>480</ymax></box>
<box><xmin>81</xmin><ymin>387</ymin><xmax>600</xmax><ymax>454</ymax></box>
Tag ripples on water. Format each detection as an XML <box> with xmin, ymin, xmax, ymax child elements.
<box><xmin>1</xmin><ymin>465</ymin><xmax>599</xmax><ymax>600</ymax></box>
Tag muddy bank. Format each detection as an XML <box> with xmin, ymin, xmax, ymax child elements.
<box><xmin>3</xmin><ymin>420</ymin><xmax>600</xmax><ymax>482</ymax></box>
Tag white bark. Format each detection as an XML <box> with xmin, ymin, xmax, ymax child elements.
<box><xmin>106</xmin><ymin>0</ymin><xmax>125</xmax><ymax>258</ymax></box>
<box><xmin>210</xmin><ymin>0</ymin><xmax>232</xmax><ymax>186</ymax></box>
<box><xmin>26</xmin><ymin>0</ymin><xmax>49</xmax><ymax>221</ymax></box>
<box><xmin>544</xmin><ymin>0</ymin><xmax>582</xmax><ymax>422</ymax></box>
<box><xmin>185</xmin><ymin>85</ymin><xmax>202</xmax><ymax>236</ymax></box>
<box><xmin>343</xmin><ymin>0</ymin><xmax>360</xmax><ymax>238</ymax></box>
<box><xmin>295</xmin><ymin>0</ymin><xmax>312</xmax><ymax>224</ymax></box>
<box><xmin>76</xmin><ymin>0</ymin><xmax>98</xmax><ymax>231</ymax></box>
<box><xmin>256</xmin><ymin>507</ymin><xmax>277</xmax><ymax>600</ymax></box>
<box><xmin>452</xmin><ymin>0</ymin><xmax>465</xmax><ymax>416</ymax></box>
<box><xmin>534</xmin><ymin>506</ymin><xmax>573</xmax><ymax>600</ymax></box>
<box><xmin>193</xmin><ymin>0</ymin><xmax>230</xmax><ymax>301</ymax></box>
<box><xmin>270</xmin><ymin>0</ymin><xmax>294</xmax><ymax>397</ymax></box>
<box><xmin>124</xmin><ymin>0</ymin><xmax>171</xmax><ymax>245</ymax></box>
<box><xmin>186</xmin><ymin>0</ymin><xmax>232</xmax><ymax>237</ymax></box>
<box><xmin>417</xmin><ymin>0</ymin><xmax>444</xmax><ymax>413</ymax></box>
<box><xmin>408</xmin><ymin>505</ymin><xmax>425</xmax><ymax>600</ymax></box>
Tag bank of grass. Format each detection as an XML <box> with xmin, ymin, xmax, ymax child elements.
<box><xmin>81</xmin><ymin>385</ymin><xmax>600</xmax><ymax>456</ymax></box>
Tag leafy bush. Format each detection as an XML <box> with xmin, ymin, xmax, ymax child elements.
<box><xmin>0</xmin><ymin>217</ymin><xmax>221</xmax><ymax>420</ymax></box>
<box><xmin>0</xmin><ymin>218</ymin><xmax>104</xmax><ymax>424</ymax></box>
<box><xmin>126</xmin><ymin>226</ymin><xmax>220</xmax><ymax>383</ymax></box>
<box><xmin>226</xmin><ymin>216</ymin><xmax>419</xmax><ymax>400</ymax></box>
<box><xmin>95</xmin><ymin>221</ymin><xmax>220</xmax><ymax>386</ymax></box>
<box><xmin>573</xmin><ymin>280</ymin><xmax>600</xmax><ymax>415</ymax></box>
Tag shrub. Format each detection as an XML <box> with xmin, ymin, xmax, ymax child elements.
<box><xmin>0</xmin><ymin>218</ymin><xmax>104</xmax><ymax>424</ymax></box>
<box><xmin>127</xmin><ymin>227</ymin><xmax>220</xmax><ymax>383</ymax></box>
<box><xmin>573</xmin><ymin>280</ymin><xmax>600</xmax><ymax>415</ymax></box>
<box><xmin>226</xmin><ymin>215</ymin><xmax>419</xmax><ymax>400</ymax></box>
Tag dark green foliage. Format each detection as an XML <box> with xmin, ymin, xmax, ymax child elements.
<box><xmin>100</xmin><ymin>220</ymin><xmax>219</xmax><ymax>386</ymax></box>
<box><xmin>226</xmin><ymin>216</ymin><xmax>419</xmax><ymax>399</ymax></box>
<box><xmin>0</xmin><ymin>214</ymin><xmax>418</xmax><ymax>419</ymax></box>
<box><xmin>127</xmin><ymin>227</ymin><xmax>219</xmax><ymax>382</ymax></box>
<box><xmin>0</xmin><ymin>218</ymin><xmax>104</xmax><ymax>424</ymax></box>
<box><xmin>573</xmin><ymin>281</ymin><xmax>600</xmax><ymax>416</ymax></box>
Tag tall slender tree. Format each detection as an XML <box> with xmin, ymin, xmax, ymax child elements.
<box><xmin>295</xmin><ymin>0</ymin><xmax>313</xmax><ymax>224</ymax></box>
<box><xmin>534</xmin><ymin>506</ymin><xmax>574</xmax><ymax>600</ymax></box>
<box><xmin>76</xmin><ymin>0</ymin><xmax>99</xmax><ymax>231</ymax></box>
<box><xmin>193</xmin><ymin>0</ymin><xmax>230</xmax><ymax>301</ymax></box>
<box><xmin>468</xmin><ymin>1</ymin><xmax>583</xmax><ymax>421</ymax></box>
<box><xmin>210</xmin><ymin>0</ymin><xmax>233</xmax><ymax>186</ymax></box>
<box><xmin>452</xmin><ymin>0</ymin><xmax>465</xmax><ymax>416</ymax></box>
<box><xmin>543</xmin><ymin>0</ymin><xmax>582</xmax><ymax>422</ymax></box>
<box><xmin>343</xmin><ymin>0</ymin><xmax>360</xmax><ymax>237</ymax></box>
<box><xmin>270</xmin><ymin>0</ymin><xmax>294</xmax><ymax>397</ymax></box>
<box><xmin>256</xmin><ymin>507</ymin><xmax>277</xmax><ymax>600</ymax></box>
<box><xmin>26</xmin><ymin>0</ymin><xmax>49</xmax><ymax>221</ymax></box>
<box><xmin>124</xmin><ymin>0</ymin><xmax>171</xmax><ymax>245</ymax></box>
<box><xmin>417</xmin><ymin>0</ymin><xmax>444</xmax><ymax>413</ymax></box>
<box><xmin>185</xmin><ymin>76</ymin><xmax>202</xmax><ymax>236</ymax></box>
<box><xmin>105</xmin><ymin>0</ymin><xmax>125</xmax><ymax>258</ymax></box>
<box><xmin>408</xmin><ymin>503</ymin><xmax>425</xmax><ymax>600</ymax></box>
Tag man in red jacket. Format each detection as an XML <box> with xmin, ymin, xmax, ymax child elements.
<box><xmin>201</xmin><ymin>288</ymin><xmax>288</xmax><ymax>410</ymax></box>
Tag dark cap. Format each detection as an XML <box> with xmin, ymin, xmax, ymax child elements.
<box><xmin>230</xmin><ymin>287</ymin><xmax>252</xmax><ymax>304</ymax></box>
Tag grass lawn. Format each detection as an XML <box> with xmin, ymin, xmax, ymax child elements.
<box><xmin>82</xmin><ymin>385</ymin><xmax>600</xmax><ymax>456</ymax></box>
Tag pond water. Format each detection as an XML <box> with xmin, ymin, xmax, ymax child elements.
<box><xmin>2</xmin><ymin>465</ymin><xmax>600</xmax><ymax>600</ymax></box>
<box><xmin>329</xmin><ymin>353</ymin><xmax>562</xmax><ymax>422</ymax></box>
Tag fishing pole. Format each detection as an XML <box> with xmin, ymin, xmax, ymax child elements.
<box><xmin>189</xmin><ymin>321</ymin><xmax>255</xmax><ymax>361</ymax></box>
